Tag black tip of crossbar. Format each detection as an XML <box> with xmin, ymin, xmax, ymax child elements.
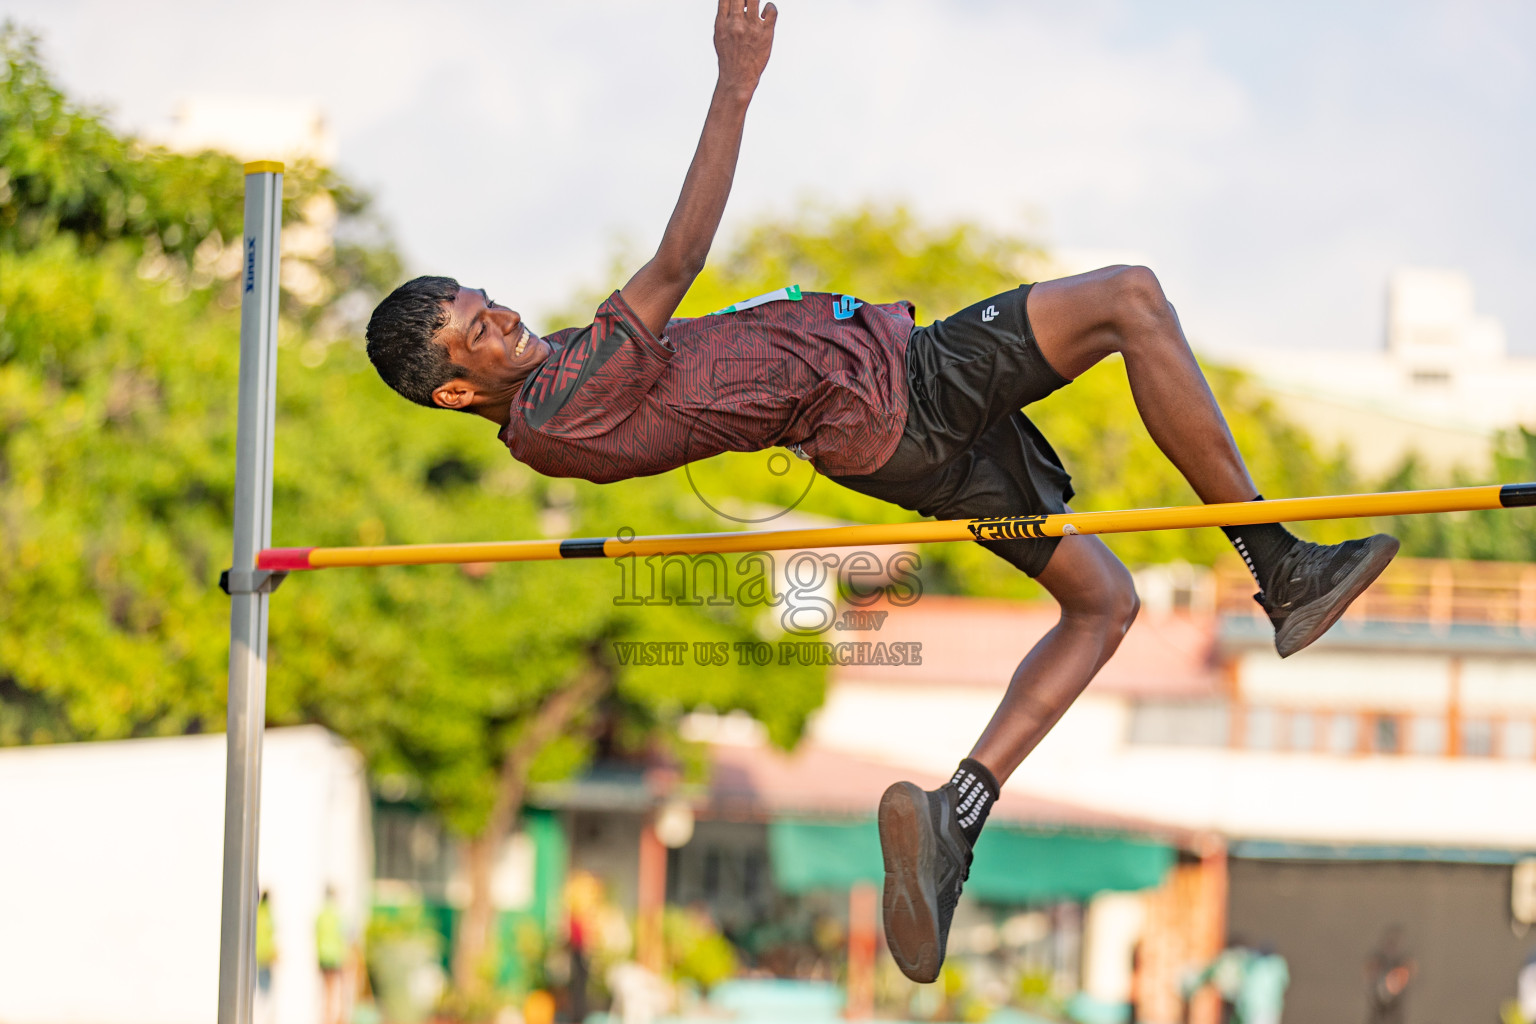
<box><xmin>1499</xmin><ymin>483</ymin><xmax>1536</xmax><ymax>508</ymax></box>
<box><xmin>558</xmin><ymin>537</ymin><xmax>609</xmax><ymax>558</ymax></box>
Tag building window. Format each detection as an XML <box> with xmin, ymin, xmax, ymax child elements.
<box><xmin>1288</xmin><ymin>712</ymin><xmax>1317</xmax><ymax>752</ymax></box>
<box><xmin>1128</xmin><ymin>700</ymin><xmax>1231</xmax><ymax>747</ymax></box>
<box><xmin>372</xmin><ymin>803</ymin><xmax>452</xmax><ymax>896</ymax></box>
<box><xmin>1410</xmin><ymin>369</ymin><xmax>1452</xmax><ymax>387</ymax></box>
<box><xmin>1369</xmin><ymin>715</ymin><xmax>1401</xmax><ymax>755</ymax></box>
<box><xmin>703</xmin><ymin>848</ymin><xmax>722</xmax><ymax>898</ymax></box>
<box><xmin>1327</xmin><ymin>713</ymin><xmax>1358</xmax><ymax>755</ymax></box>
<box><xmin>744</xmin><ymin>849</ymin><xmax>767</xmax><ymax>899</ymax></box>
<box><xmin>1246</xmin><ymin>707</ymin><xmax>1279</xmax><ymax>751</ymax></box>
<box><xmin>1501</xmin><ymin>720</ymin><xmax>1536</xmax><ymax>761</ymax></box>
<box><xmin>1461</xmin><ymin>718</ymin><xmax>1495</xmax><ymax>758</ymax></box>
<box><xmin>1407</xmin><ymin>715</ymin><xmax>1447</xmax><ymax>757</ymax></box>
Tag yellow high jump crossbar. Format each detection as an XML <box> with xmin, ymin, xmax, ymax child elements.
<box><xmin>256</xmin><ymin>482</ymin><xmax>1536</xmax><ymax>572</ymax></box>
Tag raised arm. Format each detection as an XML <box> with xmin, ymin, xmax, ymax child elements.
<box><xmin>620</xmin><ymin>0</ymin><xmax>776</xmax><ymax>336</ymax></box>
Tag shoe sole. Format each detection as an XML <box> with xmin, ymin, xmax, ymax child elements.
<box><xmin>878</xmin><ymin>781</ymin><xmax>942</xmax><ymax>984</ymax></box>
<box><xmin>1274</xmin><ymin>534</ymin><xmax>1400</xmax><ymax>657</ymax></box>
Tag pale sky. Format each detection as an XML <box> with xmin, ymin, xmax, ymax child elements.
<box><xmin>9</xmin><ymin>0</ymin><xmax>1535</xmax><ymax>354</ymax></box>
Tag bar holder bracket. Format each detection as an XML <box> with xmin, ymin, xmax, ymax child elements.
<box><xmin>220</xmin><ymin>569</ymin><xmax>288</xmax><ymax>596</ymax></box>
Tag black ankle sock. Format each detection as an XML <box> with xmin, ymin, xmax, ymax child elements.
<box><xmin>1221</xmin><ymin>494</ymin><xmax>1301</xmax><ymax>592</ymax></box>
<box><xmin>949</xmin><ymin>758</ymin><xmax>1000</xmax><ymax>847</ymax></box>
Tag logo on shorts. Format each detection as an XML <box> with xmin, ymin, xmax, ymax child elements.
<box><xmin>833</xmin><ymin>295</ymin><xmax>863</xmax><ymax>320</ymax></box>
<box><xmin>981</xmin><ymin>304</ymin><xmax>999</xmax><ymax>323</ymax></box>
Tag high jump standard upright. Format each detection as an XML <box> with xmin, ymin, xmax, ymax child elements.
<box><xmin>216</xmin><ymin>161</ymin><xmax>285</xmax><ymax>1024</ymax></box>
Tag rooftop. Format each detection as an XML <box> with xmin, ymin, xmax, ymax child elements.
<box><xmin>702</xmin><ymin>738</ymin><xmax>1196</xmax><ymax>844</ymax></box>
<box><xmin>830</xmin><ymin>594</ymin><xmax>1221</xmax><ymax>698</ymax></box>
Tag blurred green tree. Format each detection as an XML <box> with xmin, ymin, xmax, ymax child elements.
<box><xmin>1368</xmin><ymin>432</ymin><xmax>1536</xmax><ymax>559</ymax></box>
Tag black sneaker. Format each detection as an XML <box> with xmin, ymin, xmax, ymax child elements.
<box><xmin>878</xmin><ymin>781</ymin><xmax>972</xmax><ymax>984</ymax></box>
<box><xmin>1258</xmin><ymin>534</ymin><xmax>1399</xmax><ymax>657</ymax></box>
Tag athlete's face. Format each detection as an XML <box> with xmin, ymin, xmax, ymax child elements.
<box><xmin>430</xmin><ymin>286</ymin><xmax>550</xmax><ymax>412</ymax></box>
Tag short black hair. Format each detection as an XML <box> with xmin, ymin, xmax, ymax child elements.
<box><xmin>365</xmin><ymin>275</ymin><xmax>468</xmax><ymax>409</ymax></box>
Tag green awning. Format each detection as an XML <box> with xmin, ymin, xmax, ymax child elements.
<box><xmin>770</xmin><ymin>820</ymin><xmax>885</xmax><ymax>891</ymax></box>
<box><xmin>769</xmin><ymin>820</ymin><xmax>1174</xmax><ymax>901</ymax></box>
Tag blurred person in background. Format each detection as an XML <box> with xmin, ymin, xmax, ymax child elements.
<box><xmin>255</xmin><ymin>889</ymin><xmax>278</xmax><ymax>1024</ymax></box>
<box><xmin>1239</xmin><ymin>945</ymin><xmax>1290</xmax><ymax>1024</ymax></box>
<box><xmin>564</xmin><ymin>870</ymin><xmax>604</xmax><ymax>1023</ymax></box>
<box><xmin>1364</xmin><ymin>926</ymin><xmax>1415</xmax><ymax>1024</ymax></box>
<box><xmin>1181</xmin><ymin>939</ymin><xmax>1241</xmax><ymax>1022</ymax></box>
<box><xmin>1510</xmin><ymin>946</ymin><xmax>1536</xmax><ymax>1024</ymax></box>
<box><xmin>1182</xmin><ymin>940</ymin><xmax>1289</xmax><ymax>1024</ymax></box>
<box><xmin>315</xmin><ymin>885</ymin><xmax>348</xmax><ymax>1024</ymax></box>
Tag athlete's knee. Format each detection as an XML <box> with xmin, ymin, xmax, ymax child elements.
<box><xmin>1105</xmin><ymin>265</ymin><xmax>1176</xmax><ymax>343</ymax></box>
<box><xmin>1115</xmin><ymin>582</ymin><xmax>1141</xmax><ymax>637</ymax></box>
<box><xmin>1060</xmin><ymin>554</ymin><xmax>1139</xmax><ymax>639</ymax></box>
<box><xmin>1087</xmin><ymin>585</ymin><xmax>1138</xmax><ymax>657</ymax></box>
<box><xmin>1098</xmin><ymin>572</ymin><xmax>1140</xmax><ymax>639</ymax></box>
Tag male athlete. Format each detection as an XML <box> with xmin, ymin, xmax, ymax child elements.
<box><xmin>364</xmin><ymin>1</ymin><xmax>1397</xmax><ymax>984</ymax></box>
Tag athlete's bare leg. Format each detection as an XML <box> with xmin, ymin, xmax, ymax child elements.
<box><xmin>877</xmin><ymin>530</ymin><xmax>1140</xmax><ymax>983</ymax></box>
<box><xmin>1027</xmin><ymin>265</ymin><xmax>1257</xmax><ymax>506</ymax></box>
<box><xmin>881</xmin><ymin>268</ymin><xmax>1397</xmax><ymax>984</ymax></box>
<box><xmin>967</xmin><ymin>532</ymin><xmax>1138</xmax><ymax>783</ymax></box>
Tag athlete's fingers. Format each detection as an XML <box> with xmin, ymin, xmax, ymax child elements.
<box><xmin>717</xmin><ymin>0</ymin><xmax>734</xmax><ymax>21</ymax></box>
<box><xmin>746</xmin><ymin>0</ymin><xmax>761</xmax><ymax>22</ymax></box>
<box><xmin>762</xmin><ymin>1</ymin><xmax>778</xmax><ymax>28</ymax></box>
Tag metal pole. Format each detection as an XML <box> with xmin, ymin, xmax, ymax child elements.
<box><xmin>255</xmin><ymin>481</ymin><xmax>1536</xmax><ymax>572</ymax></box>
<box><xmin>217</xmin><ymin>161</ymin><xmax>284</xmax><ymax>1024</ymax></box>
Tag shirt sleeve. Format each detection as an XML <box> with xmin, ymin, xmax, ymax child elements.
<box><xmin>516</xmin><ymin>290</ymin><xmax>674</xmax><ymax>439</ymax></box>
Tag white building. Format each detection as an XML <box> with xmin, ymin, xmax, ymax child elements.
<box><xmin>1232</xmin><ymin>269</ymin><xmax>1536</xmax><ymax>476</ymax></box>
<box><xmin>0</xmin><ymin>726</ymin><xmax>371</xmax><ymax>1024</ymax></box>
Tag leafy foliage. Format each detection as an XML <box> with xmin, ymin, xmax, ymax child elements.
<box><xmin>1370</xmin><ymin>432</ymin><xmax>1536</xmax><ymax>559</ymax></box>
<box><xmin>663</xmin><ymin>905</ymin><xmax>739</xmax><ymax>992</ymax></box>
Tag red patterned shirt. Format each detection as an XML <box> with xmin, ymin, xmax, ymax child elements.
<box><xmin>500</xmin><ymin>289</ymin><xmax>913</xmax><ymax>483</ymax></box>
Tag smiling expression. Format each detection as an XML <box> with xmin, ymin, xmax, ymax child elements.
<box><xmin>431</xmin><ymin>287</ymin><xmax>552</xmax><ymax>415</ymax></box>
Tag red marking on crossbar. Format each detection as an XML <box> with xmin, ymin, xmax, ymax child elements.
<box><xmin>258</xmin><ymin>547</ymin><xmax>316</xmax><ymax>571</ymax></box>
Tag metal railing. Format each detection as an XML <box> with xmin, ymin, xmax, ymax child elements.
<box><xmin>1215</xmin><ymin>556</ymin><xmax>1536</xmax><ymax>628</ymax></box>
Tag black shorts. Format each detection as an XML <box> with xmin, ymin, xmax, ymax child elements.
<box><xmin>831</xmin><ymin>284</ymin><xmax>1074</xmax><ymax>577</ymax></box>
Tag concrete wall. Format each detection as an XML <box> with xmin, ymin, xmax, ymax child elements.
<box><xmin>0</xmin><ymin>727</ymin><xmax>371</xmax><ymax>1024</ymax></box>
<box><xmin>1227</xmin><ymin>858</ymin><xmax>1534</xmax><ymax>1024</ymax></box>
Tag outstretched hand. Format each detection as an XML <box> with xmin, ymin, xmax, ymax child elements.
<box><xmin>715</xmin><ymin>0</ymin><xmax>777</xmax><ymax>93</ymax></box>
<box><xmin>620</xmin><ymin>2</ymin><xmax>775</xmax><ymax>336</ymax></box>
